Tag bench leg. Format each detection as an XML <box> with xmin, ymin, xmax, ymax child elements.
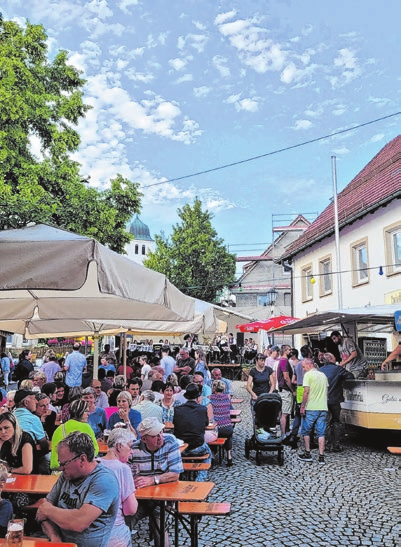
<box><xmin>190</xmin><ymin>515</ymin><xmax>199</xmax><ymax>547</ymax></box>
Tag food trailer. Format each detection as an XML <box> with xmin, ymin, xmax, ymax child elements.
<box><xmin>270</xmin><ymin>304</ymin><xmax>401</xmax><ymax>431</ymax></box>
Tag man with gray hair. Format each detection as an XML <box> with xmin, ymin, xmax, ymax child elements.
<box><xmin>128</xmin><ymin>417</ymin><xmax>183</xmax><ymax>547</ymax></box>
<box><xmin>134</xmin><ymin>390</ymin><xmax>163</xmax><ymax>422</ymax></box>
<box><xmin>36</xmin><ymin>431</ymin><xmax>119</xmax><ymax>547</ymax></box>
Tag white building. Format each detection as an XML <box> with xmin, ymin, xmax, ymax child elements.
<box><xmin>279</xmin><ymin>136</ymin><xmax>401</xmax><ymax>352</ymax></box>
<box><xmin>125</xmin><ymin>214</ymin><xmax>155</xmax><ymax>266</ymax></box>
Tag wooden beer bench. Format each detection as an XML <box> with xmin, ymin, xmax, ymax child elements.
<box><xmin>208</xmin><ymin>438</ymin><xmax>227</xmax><ymax>464</ymax></box>
<box><xmin>176</xmin><ymin>502</ymin><xmax>231</xmax><ymax>547</ymax></box>
<box><xmin>182</xmin><ymin>462</ymin><xmax>211</xmax><ymax>481</ymax></box>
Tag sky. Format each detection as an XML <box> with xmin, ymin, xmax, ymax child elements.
<box><xmin>3</xmin><ymin>0</ymin><xmax>401</xmax><ymax>271</ymax></box>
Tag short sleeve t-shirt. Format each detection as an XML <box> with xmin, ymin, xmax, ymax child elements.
<box><xmin>100</xmin><ymin>459</ymin><xmax>135</xmax><ymax>526</ymax></box>
<box><xmin>141</xmin><ymin>364</ymin><xmax>151</xmax><ymax>380</ymax></box>
<box><xmin>47</xmin><ymin>462</ymin><xmax>119</xmax><ymax>547</ymax></box>
<box><xmin>303</xmin><ymin>369</ymin><xmax>329</xmax><ymax>411</ymax></box>
<box><xmin>0</xmin><ymin>431</ymin><xmax>36</xmax><ymax>470</ymax></box>
<box><xmin>249</xmin><ymin>366</ymin><xmax>273</xmax><ymax>397</ymax></box>
<box><xmin>277</xmin><ymin>358</ymin><xmax>293</xmax><ymax>391</ymax></box>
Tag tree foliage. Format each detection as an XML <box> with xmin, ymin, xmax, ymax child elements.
<box><xmin>144</xmin><ymin>199</ymin><xmax>236</xmax><ymax>303</ymax></box>
<box><xmin>0</xmin><ymin>16</ymin><xmax>141</xmax><ymax>253</ymax></box>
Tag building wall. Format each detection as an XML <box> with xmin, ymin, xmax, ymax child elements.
<box><xmin>126</xmin><ymin>238</ymin><xmax>155</xmax><ymax>266</ymax></box>
<box><xmin>290</xmin><ymin>199</ymin><xmax>401</xmax><ymax>348</ymax></box>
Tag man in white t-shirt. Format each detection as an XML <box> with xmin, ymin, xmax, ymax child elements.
<box><xmin>265</xmin><ymin>345</ymin><xmax>280</xmax><ymax>390</ymax></box>
<box><xmin>160</xmin><ymin>346</ymin><xmax>176</xmax><ymax>382</ymax></box>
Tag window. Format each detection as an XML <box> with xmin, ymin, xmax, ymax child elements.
<box><xmin>319</xmin><ymin>256</ymin><xmax>332</xmax><ymax>296</ymax></box>
<box><xmin>351</xmin><ymin>238</ymin><xmax>369</xmax><ymax>286</ymax></box>
<box><xmin>384</xmin><ymin>223</ymin><xmax>401</xmax><ymax>276</ymax></box>
<box><xmin>142</xmin><ymin>245</ymin><xmax>146</xmax><ymax>255</ymax></box>
<box><xmin>284</xmin><ymin>293</ymin><xmax>291</xmax><ymax>306</ymax></box>
<box><xmin>301</xmin><ymin>264</ymin><xmax>313</xmax><ymax>302</ymax></box>
<box><xmin>134</xmin><ymin>244</ymin><xmax>138</xmax><ymax>255</ymax></box>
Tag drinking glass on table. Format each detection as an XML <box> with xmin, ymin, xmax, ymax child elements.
<box><xmin>5</xmin><ymin>519</ymin><xmax>24</xmax><ymax>546</ymax></box>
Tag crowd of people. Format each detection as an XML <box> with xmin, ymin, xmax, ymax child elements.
<box><xmin>245</xmin><ymin>331</ymin><xmax>369</xmax><ymax>465</ymax></box>
<box><xmin>0</xmin><ymin>341</ymin><xmax>237</xmax><ymax>547</ymax></box>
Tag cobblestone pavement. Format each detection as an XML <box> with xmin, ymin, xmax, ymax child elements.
<box><xmin>132</xmin><ymin>381</ymin><xmax>400</xmax><ymax>547</ymax></box>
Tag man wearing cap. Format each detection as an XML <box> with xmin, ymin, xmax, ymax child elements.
<box><xmin>64</xmin><ymin>343</ymin><xmax>87</xmax><ymax>388</ymax></box>
<box><xmin>173</xmin><ymin>383</ymin><xmax>212</xmax><ymax>481</ymax></box>
<box><xmin>13</xmin><ymin>389</ymin><xmax>50</xmax><ymax>473</ymax></box>
<box><xmin>128</xmin><ymin>417</ymin><xmax>183</xmax><ymax>547</ymax></box>
<box><xmin>174</xmin><ymin>348</ymin><xmax>195</xmax><ymax>380</ymax></box>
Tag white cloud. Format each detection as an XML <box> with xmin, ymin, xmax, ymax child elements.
<box><xmin>216</xmin><ymin>16</ymin><xmax>287</xmax><ymax>75</ymax></box>
<box><xmin>177</xmin><ymin>33</ymin><xmax>208</xmax><ymax>53</ymax></box>
<box><xmin>368</xmin><ymin>96</ymin><xmax>392</xmax><ymax>108</ymax></box>
<box><xmin>193</xmin><ymin>21</ymin><xmax>206</xmax><ymax>31</ymax></box>
<box><xmin>370</xmin><ymin>133</ymin><xmax>385</xmax><ymax>143</ymax></box>
<box><xmin>125</xmin><ymin>69</ymin><xmax>155</xmax><ymax>83</ymax></box>
<box><xmin>329</xmin><ymin>48</ymin><xmax>362</xmax><ymax>88</ymax></box>
<box><xmin>293</xmin><ymin>119</ymin><xmax>313</xmax><ymax>130</ymax></box>
<box><xmin>169</xmin><ymin>58</ymin><xmax>187</xmax><ymax>71</ymax></box>
<box><xmin>226</xmin><ymin>94</ymin><xmax>259</xmax><ymax>112</ymax></box>
<box><xmin>193</xmin><ymin>86</ymin><xmax>211</xmax><ymax>98</ymax></box>
<box><xmin>86</xmin><ymin>74</ymin><xmax>203</xmax><ymax>145</ymax></box>
<box><xmin>332</xmin><ymin>146</ymin><xmax>350</xmax><ymax>155</ymax></box>
<box><xmin>87</xmin><ymin>0</ymin><xmax>113</xmax><ymax>19</ymax></box>
<box><xmin>212</xmin><ymin>55</ymin><xmax>231</xmax><ymax>78</ymax></box>
<box><xmin>174</xmin><ymin>74</ymin><xmax>194</xmax><ymax>84</ymax></box>
<box><xmin>332</xmin><ymin>104</ymin><xmax>346</xmax><ymax>116</ymax></box>
<box><xmin>117</xmin><ymin>0</ymin><xmax>139</xmax><ymax>14</ymax></box>
<box><xmin>214</xmin><ymin>10</ymin><xmax>237</xmax><ymax>26</ymax></box>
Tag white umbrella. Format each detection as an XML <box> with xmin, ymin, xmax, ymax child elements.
<box><xmin>0</xmin><ymin>224</ymin><xmax>195</xmax><ymax>376</ymax></box>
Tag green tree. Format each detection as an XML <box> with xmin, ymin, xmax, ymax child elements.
<box><xmin>144</xmin><ymin>199</ymin><xmax>236</xmax><ymax>302</ymax></box>
<box><xmin>0</xmin><ymin>16</ymin><xmax>141</xmax><ymax>253</ymax></box>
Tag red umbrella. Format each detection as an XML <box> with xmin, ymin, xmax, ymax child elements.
<box><xmin>236</xmin><ymin>316</ymin><xmax>299</xmax><ymax>333</ymax></box>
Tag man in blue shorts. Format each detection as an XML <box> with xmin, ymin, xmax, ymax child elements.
<box><xmin>298</xmin><ymin>358</ymin><xmax>329</xmax><ymax>465</ymax></box>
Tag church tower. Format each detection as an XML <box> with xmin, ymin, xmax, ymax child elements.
<box><xmin>126</xmin><ymin>214</ymin><xmax>155</xmax><ymax>265</ymax></box>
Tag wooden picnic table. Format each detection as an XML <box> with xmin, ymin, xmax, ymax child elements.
<box><xmin>165</xmin><ymin>422</ymin><xmax>216</xmax><ymax>431</ymax></box>
<box><xmin>231</xmin><ymin>398</ymin><xmax>243</xmax><ymax>404</ymax></box>
<box><xmin>387</xmin><ymin>446</ymin><xmax>401</xmax><ymax>454</ymax></box>
<box><xmin>136</xmin><ymin>480</ymin><xmax>215</xmax><ymax>547</ymax></box>
<box><xmin>230</xmin><ymin>409</ymin><xmax>241</xmax><ymax>416</ymax></box>
<box><xmin>5</xmin><ymin>474</ymin><xmax>58</xmax><ymax>495</ymax></box>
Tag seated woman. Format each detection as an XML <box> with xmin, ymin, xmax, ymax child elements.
<box><xmin>82</xmin><ymin>387</ymin><xmax>106</xmax><ymax>439</ymax></box>
<box><xmin>50</xmin><ymin>399</ymin><xmax>98</xmax><ymax>470</ymax></box>
<box><xmin>101</xmin><ymin>428</ymin><xmax>138</xmax><ymax>547</ymax></box>
<box><xmin>156</xmin><ymin>382</ymin><xmax>181</xmax><ymax>423</ymax></box>
<box><xmin>0</xmin><ymin>412</ymin><xmax>35</xmax><ymax>474</ymax></box>
<box><xmin>0</xmin><ymin>463</ymin><xmax>13</xmax><ymax>538</ymax></box>
<box><xmin>34</xmin><ymin>392</ymin><xmax>57</xmax><ymax>439</ymax></box>
<box><xmin>210</xmin><ymin>380</ymin><xmax>234</xmax><ymax>467</ymax></box>
<box><xmin>107</xmin><ymin>391</ymin><xmax>141</xmax><ymax>437</ymax></box>
<box><xmin>61</xmin><ymin>386</ymin><xmax>82</xmax><ymax>423</ymax></box>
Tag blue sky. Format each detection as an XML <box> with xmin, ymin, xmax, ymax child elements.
<box><xmin>4</xmin><ymin>0</ymin><xmax>401</xmax><ymax>267</ymax></box>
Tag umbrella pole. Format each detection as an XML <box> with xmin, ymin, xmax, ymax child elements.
<box><xmin>122</xmin><ymin>332</ymin><xmax>127</xmax><ymax>381</ymax></box>
<box><xmin>93</xmin><ymin>332</ymin><xmax>99</xmax><ymax>380</ymax></box>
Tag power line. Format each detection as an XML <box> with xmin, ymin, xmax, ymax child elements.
<box><xmin>142</xmin><ymin>111</ymin><xmax>401</xmax><ymax>189</ymax></box>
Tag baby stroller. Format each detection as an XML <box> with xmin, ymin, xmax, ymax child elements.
<box><xmin>245</xmin><ymin>393</ymin><xmax>285</xmax><ymax>466</ymax></box>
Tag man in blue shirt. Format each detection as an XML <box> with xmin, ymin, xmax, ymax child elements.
<box><xmin>37</xmin><ymin>431</ymin><xmax>119</xmax><ymax>547</ymax></box>
<box><xmin>65</xmin><ymin>343</ymin><xmax>87</xmax><ymax>388</ymax></box>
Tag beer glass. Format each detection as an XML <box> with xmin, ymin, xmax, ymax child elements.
<box><xmin>5</xmin><ymin>519</ymin><xmax>24</xmax><ymax>546</ymax></box>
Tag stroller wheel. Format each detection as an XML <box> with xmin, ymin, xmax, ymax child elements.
<box><xmin>278</xmin><ymin>448</ymin><xmax>284</xmax><ymax>466</ymax></box>
<box><xmin>255</xmin><ymin>451</ymin><xmax>261</xmax><ymax>465</ymax></box>
<box><xmin>245</xmin><ymin>438</ymin><xmax>250</xmax><ymax>459</ymax></box>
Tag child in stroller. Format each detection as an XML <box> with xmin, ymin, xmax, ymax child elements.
<box><xmin>245</xmin><ymin>393</ymin><xmax>285</xmax><ymax>465</ymax></box>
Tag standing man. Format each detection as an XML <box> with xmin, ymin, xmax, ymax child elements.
<box><xmin>330</xmin><ymin>331</ymin><xmax>368</xmax><ymax>378</ymax></box>
<box><xmin>160</xmin><ymin>346</ymin><xmax>176</xmax><ymax>381</ymax></box>
<box><xmin>100</xmin><ymin>344</ymin><xmax>117</xmax><ymax>366</ymax></box>
<box><xmin>206</xmin><ymin>368</ymin><xmax>231</xmax><ymax>395</ymax></box>
<box><xmin>320</xmin><ymin>352</ymin><xmax>354</xmax><ymax>452</ymax></box>
<box><xmin>276</xmin><ymin>345</ymin><xmax>295</xmax><ymax>436</ymax></box>
<box><xmin>64</xmin><ymin>343</ymin><xmax>87</xmax><ymax>388</ymax></box>
<box><xmin>36</xmin><ymin>431</ymin><xmax>119</xmax><ymax>547</ymax></box>
<box><xmin>298</xmin><ymin>358</ymin><xmax>329</xmax><ymax>464</ymax></box>
<box><xmin>174</xmin><ymin>348</ymin><xmax>195</xmax><ymax>380</ymax></box>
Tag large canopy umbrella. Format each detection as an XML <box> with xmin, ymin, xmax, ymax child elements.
<box><xmin>0</xmin><ymin>224</ymin><xmax>195</xmax><ymax>376</ymax></box>
<box><xmin>236</xmin><ymin>316</ymin><xmax>299</xmax><ymax>333</ymax></box>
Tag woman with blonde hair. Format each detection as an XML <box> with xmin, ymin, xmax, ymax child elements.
<box><xmin>0</xmin><ymin>412</ymin><xmax>35</xmax><ymax>474</ymax></box>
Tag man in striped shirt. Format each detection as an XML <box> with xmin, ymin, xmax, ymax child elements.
<box><xmin>127</xmin><ymin>417</ymin><xmax>183</xmax><ymax>547</ymax></box>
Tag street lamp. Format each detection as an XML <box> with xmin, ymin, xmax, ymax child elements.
<box><xmin>266</xmin><ymin>287</ymin><xmax>278</xmax><ymax>346</ymax></box>
<box><xmin>266</xmin><ymin>288</ymin><xmax>278</xmax><ymax>315</ymax></box>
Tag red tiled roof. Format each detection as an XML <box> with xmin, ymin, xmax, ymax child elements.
<box><xmin>281</xmin><ymin>135</ymin><xmax>401</xmax><ymax>259</ymax></box>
